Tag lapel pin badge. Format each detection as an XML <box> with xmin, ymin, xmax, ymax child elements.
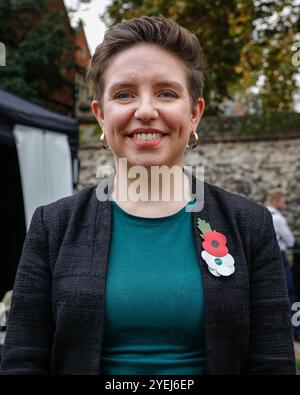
<box><xmin>197</xmin><ymin>219</ymin><xmax>235</xmax><ymax>277</ymax></box>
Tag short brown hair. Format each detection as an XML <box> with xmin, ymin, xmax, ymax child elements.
<box><xmin>87</xmin><ymin>15</ymin><xmax>206</xmax><ymax>105</ymax></box>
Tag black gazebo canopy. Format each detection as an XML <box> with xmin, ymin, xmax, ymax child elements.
<box><xmin>0</xmin><ymin>89</ymin><xmax>78</xmax><ymax>155</ymax></box>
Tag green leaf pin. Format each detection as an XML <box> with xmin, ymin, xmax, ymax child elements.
<box><xmin>197</xmin><ymin>218</ymin><xmax>213</xmax><ymax>239</ymax></box>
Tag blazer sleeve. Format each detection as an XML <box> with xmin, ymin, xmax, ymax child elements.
<box><xmin>0</xmin><ymin>206</ymin><xmax>54</xmax><ymax>374</ymax></box>
<box><xmin>244</xmin><ymin>206</ymin><xmax>296</xmax><ymax>374</ymax></box>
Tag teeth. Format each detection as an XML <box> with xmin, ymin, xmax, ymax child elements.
<box><xmin>133</xmin><ymin>133</ymin><xmax>162</xmax><ymax>140</ymax></box>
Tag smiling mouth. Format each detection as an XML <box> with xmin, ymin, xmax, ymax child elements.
<box><xmin>130</xmin><ymin>132</ymin><xmax>163</xmax><ymax>141</ymax></box>
<box><xmin>128</xmin><ymin>132</ymin><xmax>165</xmax><ymax>148</ymax></box>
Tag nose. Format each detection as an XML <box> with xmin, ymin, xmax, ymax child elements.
<box><xmin>134</xmin><ymin>95</ymin><xmax>159</xmax><ymax>121</ymax></box>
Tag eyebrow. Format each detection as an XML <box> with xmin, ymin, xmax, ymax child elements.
<box><xmin>108</xmin><ymin>80</ymin><xmax>184</xmax><ymax>94</ymax></box>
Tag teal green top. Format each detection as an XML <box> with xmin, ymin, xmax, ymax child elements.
<box><xmin>100</xmin><ymin>198</ymin><xmax>206</xmax><ymax>375</ymax></box>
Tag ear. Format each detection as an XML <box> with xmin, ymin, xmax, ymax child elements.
<box><xmin>191</xmin><ymin>98</ymin><xmax>205</xmax><ymax>130</ymax></box>
<box><xmin>91</xmin><ymin>100</ymin><xmax>104</xmax><ymax>128</ymax></box>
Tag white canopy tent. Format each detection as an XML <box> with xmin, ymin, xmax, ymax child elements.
<box><xmin>13</xmin><ymin>124</ymin><xmax>73</xmax><ymax>230</ymax></box>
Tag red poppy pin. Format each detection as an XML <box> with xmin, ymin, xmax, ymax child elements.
<box><xmin>197</xmin><ymin>219</ymin><xmax>235</xmax><ymax>277</ymax></box>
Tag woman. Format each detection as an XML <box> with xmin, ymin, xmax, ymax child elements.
<box><xmin>0</xmin><ymin>15</ymin><xmax>295</xmax><ymax>375</ymax></box>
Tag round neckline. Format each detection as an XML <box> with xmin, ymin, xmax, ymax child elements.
<box><xmin>111</xmin><ymin>197</ymin><xmax>197</xmax><ymax>221</ymax></box>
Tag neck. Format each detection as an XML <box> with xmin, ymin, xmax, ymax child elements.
<box><xmin>111</xmin><ymin>160</ymin><xmax>193</xmax><ymax>205</ymax></box>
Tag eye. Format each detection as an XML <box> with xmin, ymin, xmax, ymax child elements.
<box><xmin>114</xmin><ymin>91</ymin><xmax>133</xmax><ymax>100</ymax></box>
<box><xmin>158</xmin><ymin>90</ymin><xmax>177</xmax><ymax>99</ymax></box>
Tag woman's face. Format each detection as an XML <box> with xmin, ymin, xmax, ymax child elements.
<box><xmin>92</xmin><ymin>43</ymin><xmax>205</xmax><ymax>170</ymax></box>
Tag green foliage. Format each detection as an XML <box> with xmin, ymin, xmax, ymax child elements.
<box><xmin>104</xmin><ymin>0</ymin><xmax>300</xmax><ymax>115</ymax></box>
<box><xmin>0</xmin><ymin>0</ymin><xmax>76</xmax><ymax>105</ymax></box>
<box><xmin>199</xmin><ymin>112</ymin><xmax>300</xmax><ymax>139</ymax></box>
<box><xmin>239</xmin><ymin>112</ymin><xmax>300</xmax><ymax>137</ymax></box>
<box><xmin>238</xmin><ymin>0</ymin><xmax>300</xmax><ymax>112</ymax></box>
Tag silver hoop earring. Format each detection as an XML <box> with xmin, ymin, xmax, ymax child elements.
<box><xmin>186</xmin><ymin>131</ymin><xmax>199</xmax><ymax>150</ymax></box>
<box><xmin>100</xmin><ymin>132</ymin><xmax>111</xmax><ymax>150</ymax></box>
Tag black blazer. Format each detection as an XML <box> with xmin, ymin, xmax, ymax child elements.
<box><xmin>0</xmin><ymin>171</ymin><xmax>296</xmax><ymax>374</ymax></box>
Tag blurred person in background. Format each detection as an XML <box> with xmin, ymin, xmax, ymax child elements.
<box><xmin>266</xmin><ymin>192</ymin><xmax>300</xmax><ymax>342</ymax></box>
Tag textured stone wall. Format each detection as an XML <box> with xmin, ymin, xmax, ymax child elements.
<box><xmin>78</xmin><ymin>137</ymin><xmax>300</xmax><ymax>240</ymax></box>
